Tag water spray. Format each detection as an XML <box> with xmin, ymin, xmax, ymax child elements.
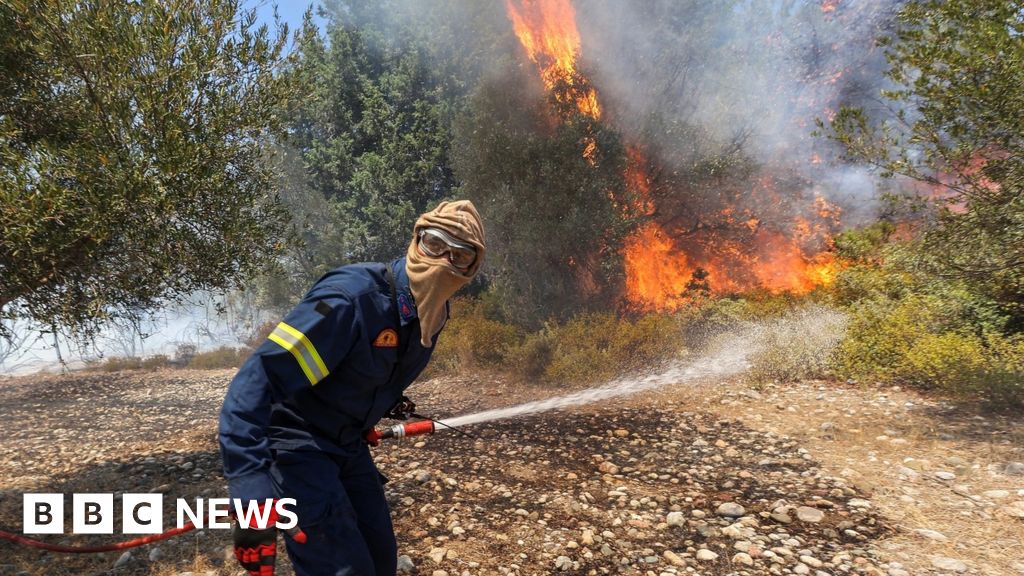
<box><xmin>366</xmin><ymin>310</ymin><xmax>844</xmax><ymax>445</ymax></box>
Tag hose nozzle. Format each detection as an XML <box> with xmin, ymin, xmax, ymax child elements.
<box><xmin>365</xmin><ymin>419</ymin><xmax>435</xmax><ymax>446</ymax></box>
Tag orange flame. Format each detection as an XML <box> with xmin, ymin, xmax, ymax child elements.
<box><xmin>504</xmin><ymin>0</ymin><xmax>843</xmax><ymax>312</ymax></box>
<box><xmin>622</xmin><ymin>178</ymin><xmax>844</xmax><ymax>311</ymax></box>
<box><xmin>505</xmin><ymin>0</ymin><xmax>601</xmax><ymax>119</ymax></box>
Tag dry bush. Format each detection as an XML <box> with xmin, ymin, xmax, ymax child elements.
<box><xmin>188</xmin><ymin>346</ymin><xmax>249</xmax><ymax>370</ymax></box>
<box><xmin>426</xmin><ymin>297</ymin><xmax>523</xmax><ymax>377</ymax></box>
<box><xmin>531</xmin><ymin>312</ymin><xmax>685</xmax><ymax>385</ymax></box>
<box><xmin>430</xmin><ymin>299</ymin><xmax>687</xmax><ymax>386</ymax></box>
<box><xmin>745</xmin><ymin>305</ymin><xmax>847</xmax><ymax>385</ymax></box>
<box><xmin>94</xmin><ymin>354</ymin><xmax>171</xmax><ymax>372</ymax></box>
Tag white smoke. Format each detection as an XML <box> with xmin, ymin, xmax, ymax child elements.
<box><xmin>575</xmin><ymin>0</ymin><xmax>902</xmax><ymax>216</ymax></box>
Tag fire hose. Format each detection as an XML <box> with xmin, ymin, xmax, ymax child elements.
<box><xmin>1</xmin><ymin>419</ymin><xmax>459</xmax><ymax>554</ymax></box>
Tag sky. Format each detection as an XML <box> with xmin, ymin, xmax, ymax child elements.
<box><xmin>249</xmin><ymin>0</ymin><xmax>323</xmax><ymax>36</ymax></box>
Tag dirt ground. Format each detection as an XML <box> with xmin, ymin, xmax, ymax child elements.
<box><xmin>0</xmin><ymin>367</ymin><xmax>1021</xmax><ymax>576</ymax></box>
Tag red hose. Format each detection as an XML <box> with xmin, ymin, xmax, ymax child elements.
<box><xmin>0</xmin><ymin>521</ymin><xmax>200</xmax><ymax>553</ymax></box>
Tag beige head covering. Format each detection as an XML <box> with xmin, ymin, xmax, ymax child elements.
<box><xmin>406</xmin><ymin>200</ymin><xmax>486</xmax><ymax>347</ymax></box>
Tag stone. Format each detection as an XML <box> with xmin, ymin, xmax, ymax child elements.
<box><xmin>717</xmin><ymin>502</ymin><xmax>746</xmax><ymax>517</ymax></box>
<box><xmin>114</xmin><ymin>551</ymin><xmax>132</xmax><ymax>569</ymax></box>
<box><xmin>847</xmin><ymin>498</ymin><xmax>871</xmax><ymax>508</ymax></box>
<box><xmin>896</xmin><ymin>466</ymin><xmax>920</xmax><ymax>480</ymax></box>
<box><xmin>800</xmin><ymin>555</ymin><xmax>823</xmax><ymax>568</ymax></box>
<box><xmin>429</xmin><ymin>547</ymin><xmax>447</xmax><ymax>565</ymax></box>
<box><xmin>432</xmin><ymin>571</ymin><xmax>449</xmax><ymax>576</ymax></box>
<box><xmin>663</xmin><ymin>550</ymin><xmax>686</xmax><ymax>567</ymax></box>
<box><xmin>614</xmin><ymin>429</ymin><xmax>629</xmax><ymax>438</ymax></box>
<box><xmin>795</xmin><ymin>506</ymin><xmax>825</xmax><ymax>523</ymax></box>
<box><xmin>912</xmin><ymin>528</ymin><xmax>948</xmax><ymax>541</ymax></box>
<box><xmin>934</xmin><ymin>471</ymin><xmax>957</xmax><ymax>481</ymax></box>
<box><xmin>983</xmin><ymin>490</ymin><xmax>1010</xmax><ymax>500</ymax></box>
<box><xmin>770</xmin><ymin>511</ymin><xmax>792</xmax><ymax>524</ymax></box>
<box><xmin>554</xmin><ymin>556</ymin><xmax>572</xmax><ymax>571</ymax></box>
<box><xmin>581</xmin><ymin>529</ymin><xmax>594</xmax><ymax>545</ymax></box>
<box><xmin>696</xmin><ymin>549</ymin><xmax>719</xmax><ymax>562</ymax></box>
<box><xmin>930</xmin><ymin>556</ymin><xmax>968</xmax><ymax>573</ymax></box>
<box><xmin>793</xmin><ymin>563</ymin><xmax>810</xmax><ymax>575</ymax></box>
<box><xmin>666</xmin><ymin>511</ymin><xmax>686</xmax><ymax>527</ymax></box>
<box><xmin>599</xmin><ymin>462</ymin><xmax>620</xmax><ymax>475</ymax></box>
<box><xmin>148</xmin><ymin>546</ymin><xmax>164</xmax><ymax>562</ymax></box>
<box><xmin>396</xmin><ymin>555</ymin><xmax>415</xmax><ymax>573</ymax></box>
<box><xmin>1005</xmin><ymin>462</ymin><xmax>1024</xmax><ymax>476</ymax></box>
<box><xmin>1002</xmin><ymin>501</ymin><xmax>1024</xmax><ymax>518</ymax></box>
<box><xmin>731</xmin><ymin>552</ymin><xmax>754</xmax><ymax>566</ymax></box>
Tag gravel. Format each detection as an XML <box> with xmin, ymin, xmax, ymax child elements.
<box><xmin>0</xmin><ymin>370</ymin><xmax>890</xmax><ymax>576</ymax></box>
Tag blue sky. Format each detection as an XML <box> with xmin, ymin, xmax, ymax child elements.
<box><xmin>249</xmin><ymin>0</ymin><xmax>324</xmax><ymax>35</ymax></box>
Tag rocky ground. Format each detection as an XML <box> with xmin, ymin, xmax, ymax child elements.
<box><xmin>0</xmin><ymin>367</ymin><xmax>1020</xmax><ymax>576</ymax></box>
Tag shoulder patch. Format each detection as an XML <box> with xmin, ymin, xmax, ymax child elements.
<box><xmin>315</xmin><ymin>300</ymin><xmax>333</xmax><ymax>317</ymax></box>
<box><xmin>397</xmin><ymin>293</ymin><xmax>416</xmax><ymax>321</ymax></box>
<box><xmin>372</xmin><ymin>328</ymin><xmax>399</xmax><ymax>348</ymax></box>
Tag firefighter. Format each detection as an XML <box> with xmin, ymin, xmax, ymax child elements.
<box><xmin>219</xmin><ymin>200</ymin><xmax>485</xmax><ymax>576</ymax></box>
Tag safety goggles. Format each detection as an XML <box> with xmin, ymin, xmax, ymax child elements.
<box><xmin>418</xmin><ymin>228</ymin><xmax>477</xmax><ymax>270</ymax></box>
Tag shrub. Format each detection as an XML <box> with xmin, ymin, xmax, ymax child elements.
<box><xmin>245</xmin><ymin>322</ymin><xmax>277</xmax><ymax>351</ymax></box>
<box><xmin>508</xmin><ymin>330</ymin><xmax>555</xmax><ymax>382</ymax></box>
<box><xmin>833</xmin><ymin>290</ymin><xmax>1024</xmax><ymax>407</ymax></box>
<box><xmin>426</xmin><ymin>297</ymin><xmax>524</xmax><ymax>377</ymax></box>
<box><xmin>139</xmin><ymin>354</ymin><xmax>171</xmax><ymax>371</ymax></box>
<box><xmin>96</xmin><ymin>356</ymin><xmax>143</xmax><ymax>372</ymax></box>
<box><xmin>429</xmin><ymin>298</ymin><xmax>689</xmax><ymax>386</ymax></box>
<box><xmin>746</xmin><ymin>306</ymin><xmax>847</xmax><ymax>385</ymax></box>
<box><xmin>542</xmin><ymin>313</ymin><xmax>622</xmax><ymax>384</ymax></box>
<box><xmin>174</xmin><ymin>343</ymin><xmax>198</xmax><ymax>365</ymax></box>
<box><xmin>188</xmin><ymin>346</ymin><xmax>248</xmax><ymax>370</ymax></box>
<box><xmin>536</xmin><ymin>312</ymin><xmax>686</xmax><ymax>385</ymax></box>
<box><xmin>95</xmin><ymin>354</ymin><xmax>170</xmax><ymax>372</ymax></box>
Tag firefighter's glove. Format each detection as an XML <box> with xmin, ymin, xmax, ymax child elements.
<box><xmin>385</xmin><ymin>395</ymin><xmax>416</xmax><ymax>420</ymax></box>
<box><xmin>232</xmin><ymin>501</ymin><xmax>307</xmax><ymax>576</ymax></box>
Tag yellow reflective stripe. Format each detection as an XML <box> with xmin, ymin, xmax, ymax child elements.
<box><xmin>268</xmin><ymin>331</ymin><xmax>317</xmax><ymax>385</ymax></box>
<box><xmin>275</xmin><ymin>322</ymin><xmax>329</xmax><ymax>379</ymax></box>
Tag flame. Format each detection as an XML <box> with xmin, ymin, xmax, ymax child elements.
<box><xmin>504</xmin><ymin>0</ymin><xmax>844</xmax><ymax>313</ymax></box>
<box><xmin>505</xmin><ymin>0</ymin><xmax>601</xmax><ymax>119</ymax></box>
<box><xmin>622</xmin><ymin>178</ymin><xmax>845</xmax><ymax>310</ymax></box>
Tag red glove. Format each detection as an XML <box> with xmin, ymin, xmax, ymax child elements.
<box><xmin>232</xmin><ymin>501</ymin><xmax>307</xmax><ymax>576</ymax></box>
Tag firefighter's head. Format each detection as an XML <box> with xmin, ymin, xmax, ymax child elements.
<box><xmin>406</xmin><ymin>200</ymin><xmax>486</xmax><ymax>347</ymax></box>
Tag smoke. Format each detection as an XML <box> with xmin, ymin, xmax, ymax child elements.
<box><xmin>574</xmin><ymin>0</ymin><xmax>901</xmax><ymax>217</ymax></box>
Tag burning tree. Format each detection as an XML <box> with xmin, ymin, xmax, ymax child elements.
<box><xmin>461</xmin><ymin>0</ymin><xmax>896</xmax><ymax>317</ymax></box>
<box><xmin>454</xmin><ymin>58</ymin><xmax>630</xmax><ymax>326</ymax></box>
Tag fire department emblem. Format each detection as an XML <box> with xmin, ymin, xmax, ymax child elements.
<box><xmin>372</xmin><ymin>328</ymin><xmax>399</xmax><ymax>348</ymax></box>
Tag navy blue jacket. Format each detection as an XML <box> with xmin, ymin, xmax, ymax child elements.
<box><xmin>219</xmin><ymin>259</ymin><xmax>437</xmax><ymax>502</ymax></box>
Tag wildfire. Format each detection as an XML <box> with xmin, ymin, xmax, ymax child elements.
<box><xmin>505</xmin><ymin>0</ymin><xmax>601</xmax><ymax>119</ymax></box>
<box><xmin>504</xmin><ymin>0</ymin><xmax>844</xmax><ymax>312</ymax></box>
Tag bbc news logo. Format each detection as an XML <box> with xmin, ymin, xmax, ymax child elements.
<box><xmin>22</xmin><ymin>494</ymin><xmax>297</xmax><ymax>534</ymax></box>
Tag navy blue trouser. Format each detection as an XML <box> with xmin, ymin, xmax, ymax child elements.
<box><xmin>270</xmin><ymin>444</ymin><xmax>396</xmax><ymax>576</ymax></box>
